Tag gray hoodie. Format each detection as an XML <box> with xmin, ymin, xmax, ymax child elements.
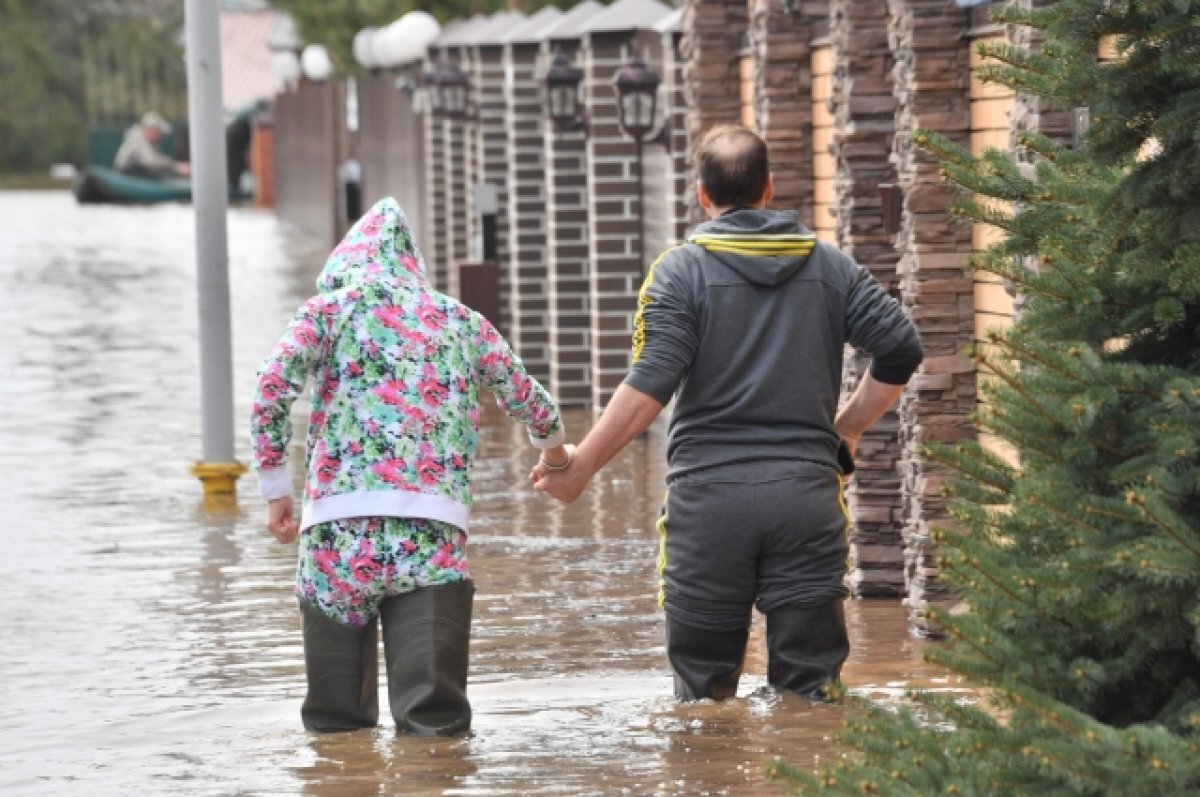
<box><xmin>625</xmin><ymin>208</ymin><xmax>922</xmax><ymax>481</ymax></box>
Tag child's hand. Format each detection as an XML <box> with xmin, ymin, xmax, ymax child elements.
<box><xmin>266</xmin><ymin>497</ymin><xmax>299</xmax><ymax>544</ymax></box>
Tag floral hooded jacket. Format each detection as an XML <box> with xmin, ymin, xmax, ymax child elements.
<box><xmin>251</xmin><ymin>197</ymin><xmax>564</xmax><ymax>532</ymax></box>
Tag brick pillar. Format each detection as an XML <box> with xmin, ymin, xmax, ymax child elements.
<box><xmin>584</xmin><ymin>31</ymin><xmax>642</xmax><ymax>408</ymax></box>
<box><xmin>543</xmin><ymin>39</ymin><xmax>593</xmax><ymax>408</ymax></box>
<box><xmin>750</xmin><ymin>0</ymin><xmax>816</xmax><ymax>226</ymax></box>
<box><xmin>504</xmin><ymin>39</ymin><xmax>552</xmax><ymax>383</ymax></box>
<box><xmin>830</xmin><ymin>0</ymin><xmax>905</xmax><ymax>597</ymax></box>
<box><xmin>443</xmin><ymin>109</ymin><xmax>470</xmax><ymax>300</ymax></box>
<box><xmin>423</xmin><ymin>68</ymin><xmax>449</xmax><ymax>292</ymax></box>
<box><xmin>661</xmin><ymin>26</ymin><xmax>691</xmax><ymax>245</ymax></box>
<box><xmin>887</xmin><ymin>0</ymin><xmax>976</xmax><ymax>629</ymax></box>
<box><xmin>680</xmin><ymin>0</ymin><xmax>748</xmax><ymax>225</ymax></box>
<box><xmin>470</xmin><ymin>41</ymin><xmax>513</xmax><ymax>332</ymax></box>
<box><xmin>250</xmin><ymin>119</ymin><xmax>274</xmax><ymax>208</ymax></box>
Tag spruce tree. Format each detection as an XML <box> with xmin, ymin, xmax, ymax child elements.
<box><xmin>772</xmin><ymin>1</ymin><xmax>1200</xmax><ymax>793</ymax></box>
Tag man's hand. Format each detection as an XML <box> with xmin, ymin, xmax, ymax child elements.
<box><xmin>840</xmin><ymin>433</ymin><xmax>859</xmax><ymax>459</ymax></box>
<box><xmin>266</xmin><ymin>497</ymin><xmax>299</xmax><ymax>543</ymax></box>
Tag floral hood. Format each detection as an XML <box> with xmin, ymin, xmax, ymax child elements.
<box><xmin>317</xmin><ymin>197</ymin><xmax>428</xmax><ymax>296</ymax></box>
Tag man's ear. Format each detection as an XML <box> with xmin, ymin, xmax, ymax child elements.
<box><xmin>696</xmin><ymin>180</ymin><xmax>712</xmax><ymax>212</ymax></box>
<box><xmin>762</xmin><ymin>173</ymin><xmax>775</xmax><ymax>207</ymax></box>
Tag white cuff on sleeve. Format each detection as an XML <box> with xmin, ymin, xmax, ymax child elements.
<box><xmin>257</xmin><ymin>465</ymin><xmax>292</xmax><ymax>500</ymax></box>
<box><xmin>527</xmin><ymin>427</ymin><xmax>566</xmax><ymax>450</ymax></box>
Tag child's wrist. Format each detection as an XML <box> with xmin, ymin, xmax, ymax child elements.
<box><xmin>539</xmin><ymin>449</ymin><xmax>571</xmax><ymax>471</ymax></box>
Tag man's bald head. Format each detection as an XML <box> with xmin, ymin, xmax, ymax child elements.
<box><xmin>694</xmin><ymin>125</ymin><xmax>771</xmax><ymax>210</ymax></box>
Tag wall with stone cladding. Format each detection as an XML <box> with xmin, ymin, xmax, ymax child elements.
<box><xmin>831</xmin><ymin>0</ymin><xmax>906</xmax><ymax>598</ymax></box>
<box><xmin>503</xmin><ymin>40</ymin><xmax>554</xmax><ymax>384</ymax></box>
<box><xmin>887</xmin><ymin>0</ymin><xmax>977</xmax><ymax>630</ymax></box>
<box><xmin>542</xmin><ymin>39</ymin><xmax>593</xmax><ymax>408</ymax></box>
<box><xmin>582</xmin><ymin>29</ymin><xmax>666</xmax><ymax>408</ymax></box>
<box><xmin>680</xmin><ymin>0</ymin><xmax>749</xmax><ymax>226</ymax></box>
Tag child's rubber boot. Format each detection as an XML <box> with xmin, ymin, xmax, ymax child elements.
<box><xmin>665</xmin><ymin>617</ymin><xmax>748</xmax><ymax>701</ymax></box>
<box><xmin>298</xmin><ymin>599</ymin><xmax>380</xmax><ymax>732</ymax></box>
<box><xmin>380</xmin><ymin>580</ymin><xmax>474</xmax><ymax>736</ymax></box>
<box><xmin>765</xmin><ymin>599</ymin><xmax>850</xmax><ymax>700</ymax></box>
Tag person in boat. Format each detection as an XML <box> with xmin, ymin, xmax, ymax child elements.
<box><xmin>113</xmin><ymin>111</ymin><xmax>191</xmax><ymax>179</ymax></box>
<box><xmin>250</xmin><ymin>197</ymin><xmax>567</xmax><ymax>735</ymax></box>
<box><xmin>531</xmin><ymin>125</ymin><xmax>924</xmax><ymax>703</ymax></box>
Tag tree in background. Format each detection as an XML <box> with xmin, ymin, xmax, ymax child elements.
<box><xmin>0</xmin><ymin>0</ymin><xmax>186</xmax><ymax>174</ymax></box>
<box><xmin>771</xmin><ymin>0</ymin><xmax>1200</xmax><ymax>793</ymax></box>
<box><xmin>271</xmin><ymin>0</ymin><xmax>578</xmax><ymax>74</ymax></box>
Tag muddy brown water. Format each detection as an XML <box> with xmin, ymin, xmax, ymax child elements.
<box><xmin>0</xmin><ymin>192</ymin><xmax>962</xmax><ymax>795</ymax></box>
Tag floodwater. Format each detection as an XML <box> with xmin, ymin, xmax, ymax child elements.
<box><xmin>0</xmin><ymin>191</ymin><xmax>962</xmax><ymax>795</ymax></box>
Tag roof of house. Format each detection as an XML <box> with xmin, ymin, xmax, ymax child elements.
<box><xmin>540</xmin><ymin>0</ymin><xmax>606</xmax><ymax>41</ymax></box>
<box><xmin>582</xmin><ymin>0</ymin><xmax>675</xmax><ymax>35</ymax></box>
<box><xmin>221</xmin><ymin>8</ymin><xmax>286</xmax><ymax>110</ymax></box>
<box><xmin>500</xmin><ymin>5</ymin><xmax>564</xmax><ymax>45</ymax></box>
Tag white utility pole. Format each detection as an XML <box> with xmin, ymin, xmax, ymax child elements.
<box><xmin>184</xmin><ymin>0</ymin><xmax>246</xmax><ymax>503</ymax></box>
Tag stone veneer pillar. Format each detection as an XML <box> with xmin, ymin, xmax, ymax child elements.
<box><xmin>680</xmin><ymin>0</ymin><xmax>748</xmax><ymax>225</ymax></box>
<box><xmin>749</xmin><ymin>0</ymin><xmax>816</xmax><ymax>226</ymax></box>
<box><xmin>1005</xmin><ymin>0</ymin><xmax>1074</xmax><ymax>156</ymax></box>
<box><xmin>830</xmin><ymin>0</ymin><xmax>906</xmax><ymax>597</ymax></box>
<box><xmin>887</xmin><ymin>0</ymin><xmax>976</xmax><ymax>629</ymax></box>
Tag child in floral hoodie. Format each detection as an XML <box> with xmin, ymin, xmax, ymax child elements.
<box><xmin>251</xmin><ymin>197</ymin><xmax>567</xmax><ymax>736</ymax></box>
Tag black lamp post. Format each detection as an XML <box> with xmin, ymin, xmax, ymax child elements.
<box><xmin>612</xmin><ymin>49</ymin><xmax>660</xmax><ymax>278</ymax></box>
<box><xmin>431</xmin><ymin>58</ymin><xmax>469</xmax><ymax>118</ymax></box>
<box><xmin>543</xmin><ymin>48</ymin><xmax>585</xmax><ymax>132</ymax></box>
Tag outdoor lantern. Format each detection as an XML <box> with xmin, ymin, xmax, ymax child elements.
<box><xmin>300</xmin><ymin>44</ymin><xmax>334</xmax><ymax>82</ymax></box>
<box><xmin>612</xmin><ymin>50</ymin><xmax>659</xmax><ymax>139</ymax></box>
<box><xmin>543</xmin><ymin>48</ymin><xmax>584</xmax><ymax>131</ymax></box>
<box><xmin>432</xmin><ymin>59</ymin><xmax>469</xmax><ymax>118</ymax></box>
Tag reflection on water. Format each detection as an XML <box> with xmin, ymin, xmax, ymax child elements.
<box><xmin>0</xmin><ymin>192</ymin><xmax>962</xmax><ymax>795</ymax></box>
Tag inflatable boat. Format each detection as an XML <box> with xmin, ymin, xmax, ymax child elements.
<box><xmin>72</xmin><ymin>166</ymin><xmax>192</xmax><ymax>205</ymax></box>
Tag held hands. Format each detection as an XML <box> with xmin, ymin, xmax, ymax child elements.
<box><xmin>529</xmin><ymin>443</ymin><xmax>589</xmax><ymax>503</ymax></box>
<box><xmin>266</xmin><ymin>496</ymin><xmax>300</xmax><ymax>544</ymax></box>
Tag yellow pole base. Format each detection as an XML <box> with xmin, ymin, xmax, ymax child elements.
<box><xmin>191</xmin><ymin>461</ymin><xmax>249</xmax><ymax>497</ymax></box>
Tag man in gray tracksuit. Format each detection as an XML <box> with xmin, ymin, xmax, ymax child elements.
<box><xmin>532</xmin><ymin>125</ymin><xmax>923</xmax><ymax>701</ymax></box>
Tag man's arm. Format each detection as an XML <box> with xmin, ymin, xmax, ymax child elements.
<box><xmin>531</xmin><ymin>383</ymin><xmax>664</xmax><ymax>503</ymax></box>
<box><xmin>834</xmin><ymin>372</ymin><xmax>908</xmax><ymax>457</ymax></box>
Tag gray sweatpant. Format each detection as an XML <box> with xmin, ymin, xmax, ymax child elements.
<box><xmin>656</xmin><ymin>460</ymin><xmax>850</xmax><ymax>632</ymax></box>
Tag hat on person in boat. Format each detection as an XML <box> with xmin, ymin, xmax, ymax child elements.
<box><xmin>140</xmin><ymin>111</ymin><xmax>172</xmax><ymax>134</ymax></box>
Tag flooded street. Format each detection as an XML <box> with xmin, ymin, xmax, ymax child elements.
<box><xmin>0</xmin><ymin>191</ymin><xmax>958</xmax><ymax>795</ymax></box>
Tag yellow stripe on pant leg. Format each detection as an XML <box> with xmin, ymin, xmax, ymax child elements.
<box><xmin>836</xmin><ymin>472</ymin><xmax>852</xmax><ymax>574</ymax></box>
<box><xmin>655</xmin><ymin>488</ymin><xmax>670</xmax><ymax>609</ymax></box>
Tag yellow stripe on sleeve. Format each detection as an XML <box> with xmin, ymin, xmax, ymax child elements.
<box><xmin>632</xmin><ymin>245</ymin><xmax>682</xmax><ymax>363</ymax></box>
